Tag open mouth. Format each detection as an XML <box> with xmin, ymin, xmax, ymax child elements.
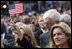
<box><xmin>55</xmin><ymin>39</ymin><xmax>61</xmax><ymax>42</ymax></box>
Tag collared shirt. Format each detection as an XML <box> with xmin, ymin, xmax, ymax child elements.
<box><xmin>41</xmin><ymin>28</ymin><xmax>49</xmax><ymax>34</ymax></box>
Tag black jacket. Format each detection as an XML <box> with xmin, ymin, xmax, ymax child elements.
<box><xmin>39</xmin><ymin>31</ymin><xmax>50</xmax><ymax>48</ymax></box>
<box><xmin>34</xmin><ymin>27</ymin><xmax>43</xmax><ymax>45</ymax></box>
<box><xmin>17</xmin><ymin>35</ymin><xmax>35</xmax><ymax>48</ymax></box>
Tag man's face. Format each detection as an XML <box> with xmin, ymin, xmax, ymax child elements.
<box><xmin>44</xmin><ymin>18</ymin><xmax>54</xmax><ymax>30</ymax></box>
<box><xmin>38</xmin><ymin>17</ymin><xmax>45</xmax><ymax>29</ymax></box>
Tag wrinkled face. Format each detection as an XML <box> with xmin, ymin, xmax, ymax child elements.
<box><xmin>53</xmin><ymin>28</ymin><xmax>69</xmax><ymax>46</ymax></box>
<box><xmin>44</xmin><ymin>18</ymin><xmax>54</xmax><ymax>30</ymax></box>
<box><xmin>38</xmin><ymin>17</ymin><xmax>46</xmax><ymax>29</ymax></box>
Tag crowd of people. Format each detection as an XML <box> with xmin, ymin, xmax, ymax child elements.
<box><xmin>1</xmin><ymin>1</ymin><xmax>71</xmax><ymax>48</ymax></box>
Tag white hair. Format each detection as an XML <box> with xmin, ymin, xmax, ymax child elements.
<box><xmin>60</xmin><ymin>14</ymin><xmax>71</xmax><ymax>23</ymax></box>
<box><xmin>43</xmin><ymin>9</ymin><xmax>60</xmax><ymax>22</ymax></box>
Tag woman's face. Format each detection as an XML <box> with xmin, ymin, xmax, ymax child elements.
<box><xmin>53</xmin><ymin>28</ymin><xmax>69</xmax><ymax>46</ymax></box>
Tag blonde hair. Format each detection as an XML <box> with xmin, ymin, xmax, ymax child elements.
<box><xmin>19</xmin><ymin>24</ymin><xmax>39</xmax><ymax>47</ymax></box>
<box><xmin>50</xmin><ymin>22</ymin><xmax>71</xmax><ymax>48</ymax></box>
<box><xmin>15</xmin><ymin>22</ymin><xmax>40</xmax><ymax>47</ymax></box>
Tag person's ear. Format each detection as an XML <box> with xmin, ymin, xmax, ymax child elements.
<box><xmin>66</xmin><ymin>35</ymin><xmax>70</xmax><ymax>40</ymax></box>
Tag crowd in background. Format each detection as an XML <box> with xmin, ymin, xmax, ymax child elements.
<box><xmin>1</xmin><ymin>1</ymin><xmax>71</xmax><ymax>48</ymax></box>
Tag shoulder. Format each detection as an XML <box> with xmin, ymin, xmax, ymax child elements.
<box><xmin>40</xmin><ymin>32</ymin><xmax>50</xmax><ymax>38</ymax></box>
<box><xmin>39</xmin><ymin>33</ymin><xmax>45</xmax><ymax>39</ymax></box>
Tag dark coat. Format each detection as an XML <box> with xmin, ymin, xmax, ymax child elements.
<box><xmin>39</xmin><ymin>31</ymin><xmax>50</xmax><ymax>48</ymax></box>
<box><xmin>34</xmin><ymin>27</ymin><xmax>43</xmax><ymax>45</ymax></box>
<box><xmin>17</xmin><ymin>35</ymin><xmax>35</xmax><ymax>48</ymax></box>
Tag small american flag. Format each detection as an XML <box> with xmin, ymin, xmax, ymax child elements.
<box><xmin>9</xmin><ymin>3</ymin><xmax>23</xmax><ymax>16</ymax></box>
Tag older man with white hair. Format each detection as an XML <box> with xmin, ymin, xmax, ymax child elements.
<box><xmin>59</xmin><ymin>14</ymin><xmax>71</xmax><ymax>27</ymax></box>
<box><xmin>39</xmin><ymin>9</ymin><xmax>61</xmax><ymax>48</ymax></box>
<box><xmin>43</xmin><ymin>9</ymin><xmax>60</xmax><ymax>30</ymax></box>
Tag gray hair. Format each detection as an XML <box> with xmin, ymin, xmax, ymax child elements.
<box><xmin>60</xmin><ymin>14</ymin><xmax>71</xmax><ymax>23</ymax></box>
<box><xmin>43</xmin><ymin>9</ymin><xmax>60</xmax><ymax>23</ymax></box>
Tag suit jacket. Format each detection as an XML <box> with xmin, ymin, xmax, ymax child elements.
<box><xmin>39</xmin><ymin>31</ymin><xmax>50</xmax><ymax>48</ymax></box>
<box><xmin>34</xmin><ymin>27</ymin><xmax>43</xmax><ymax>45</ymax></box>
